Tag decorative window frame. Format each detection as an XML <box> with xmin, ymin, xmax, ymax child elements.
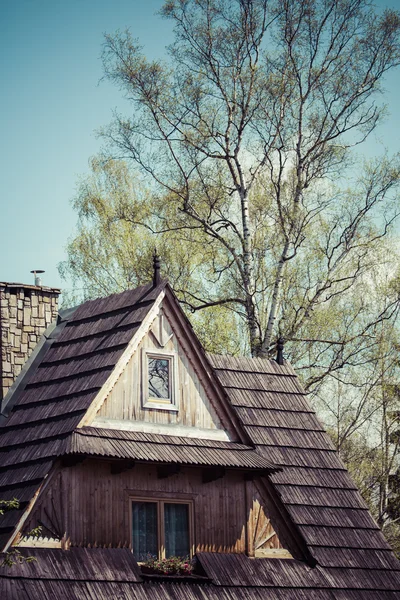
<box><xmin>129</xmin><ymin>496</ymin><xmax>195</xmax><ymax>560</ymax></box>
<box><xmin>141</xmin><ymin>348</ymin><xmax>179</xmax><ymax>411</ymax></box>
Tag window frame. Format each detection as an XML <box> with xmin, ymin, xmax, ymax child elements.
<box><xmin>141</xmin><ymin>348</ymin><xmax>179</xmax><ymax>411</ymax></box>
<box><xmin>129</xmin><ymin>496</ymin><xmax>194</xmax><ymax>560</ymax></box>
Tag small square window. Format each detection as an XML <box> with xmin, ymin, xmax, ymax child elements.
<box><xmin>142</xmin><ymin>350</ymin><xmax>178</xmax><ymax>411</ymax></box>
<box><xmin>131</xmin><ymin>498</ymin><xmax>193</xmax><ymax>561</ymax></box>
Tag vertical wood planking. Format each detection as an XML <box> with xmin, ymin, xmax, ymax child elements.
<box><xmin>96</xmin><ymin>310</ymin><xmax>223</xmax><ymax>431</ymax></box>
<box><xmin>24</xmin><ymin>461</ymin><xmax>281</xmax><ymax>554</ymax></box>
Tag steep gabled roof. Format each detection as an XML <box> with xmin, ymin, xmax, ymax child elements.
<box><xmin>0</xmin><ymin>281</ymin><xmax>167</xmax><ymax>550</ymax></box>
<box><xmin>0</xmin><ymin>281</ymin><xmax>251</xmax><ymax>551</ymax></box>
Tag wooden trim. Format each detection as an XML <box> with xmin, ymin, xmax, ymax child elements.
<box><xmin>18</xmin><ymin>537</ymin><xmax>62</xmax><ymax>548</ymax></box>
<box><xmin>4</xmin><ymin>464</ymin><xmax>61</xmax><ymax>553</ymax></box>
<box><xmin>255</xmin><ymin>548</ymin><xmax>292</xmax><ymax>559</ymax></box>
<box><xmin>141</xmin><ymin>347</ymin><xmax>179</xmax><ymax>411</ymax></box>
<box><xmin>125</xmin><ymin>489</ymin><xmax>199</xmax><ymax>500</ymax></box>
<box><xmin>91</xmin><ymin>417</ymin><xmax>230</xmax><ymax>441</ymax></box>
<box><xmin>245</xmin><ymin>478</ymin><xmax>253</xmax><ymax>557</ymax></box>
<box><xmin>77</xmin><ymin>290</ymin><xmax>165</xmax><ymax>428</ymax></box>
<box><xmin>159</xmin><ymin>500</ymin><xmax>165</xmax><ymax>557</ymax></box>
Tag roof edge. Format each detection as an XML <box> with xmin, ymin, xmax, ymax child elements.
<box><xmin>0</xmin><ymin>308</ymin><xmax>78</xmax><ymax>422</ymax></box>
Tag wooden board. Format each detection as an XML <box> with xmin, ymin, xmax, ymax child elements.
<box><xmin>95</xmin><ymin>305</ymin><xmax>225</xmax><ymax>433</ymax></box>
<box><xmin>24</xmin><ymin>460</ymin><xmax>283</xmax><ymax>555</ymax></box>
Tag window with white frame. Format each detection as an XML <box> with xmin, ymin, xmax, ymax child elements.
<box><xmin>131</xmin><ymin>498</ymin><xmax>193</xmax><ymax>561</ymax></box>
<box><xmin>142</xmin><ymin>349</ymin><xmax>178</xmax><ymax>410</ymax></box>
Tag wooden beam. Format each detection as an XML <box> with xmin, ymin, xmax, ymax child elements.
<box><xmin>61</xmin><ymin>454</ymin><xmax>86</xmax><ymax>468</ymax></box>
<box><xmin>157</xmin><ymin>464</ymin><xmax>180</xmax><ymax>479</ymax></box>
<box><xmin>202</xmin><ymin>467</ymin><xmax>225</xmax><ymax>484</ymax></box>
<box><xmin>110</xmin><ymin>460</ymin><xmax>136</xmax><ymax>475</ymax></box>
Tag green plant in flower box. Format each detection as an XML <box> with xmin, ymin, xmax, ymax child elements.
<box><xmin>141</xmin><ymin>554</ymin><xmax>194</xmax><ymax>575</ymax></box>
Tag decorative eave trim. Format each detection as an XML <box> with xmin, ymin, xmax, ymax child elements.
<box><xmin>2</xmin><ymin>464</ymin><xmax>60</xmax><ymax>554</ymax></box>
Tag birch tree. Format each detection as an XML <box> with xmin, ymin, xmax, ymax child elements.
<box><xmin>100</xmin><ymin>0</ymin><xmax>400</xmax><ymax>358</ymax></box>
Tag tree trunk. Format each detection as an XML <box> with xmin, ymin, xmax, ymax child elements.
<box><xmin>258</xmin><ymin>238</ymin><xmax>290</xmax><ymax>357</ymax></box>
<box><xmin>240</xmin><ymin>189</ymin><xmax>260</xmax><ymax>355</ymax></box>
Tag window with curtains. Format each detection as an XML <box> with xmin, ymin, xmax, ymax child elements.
<box><xmin>131</xmin><ymin>499</ymin><xmax>193</xmax><ymax>561</ymax></box>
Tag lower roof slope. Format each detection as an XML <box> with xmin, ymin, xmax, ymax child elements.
<box><xmin>208</xmin><ymin>354</ymin><xmax>400</xmax><ymax>594</ymax></box>
<box><xmin>1</xmin><ymin>547</ymin><xmax>399</xmax><ymax>599</ymax></box>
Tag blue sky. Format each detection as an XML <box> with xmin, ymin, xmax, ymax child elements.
<box><xmin>0</xmin><ymin>0</ymin><xmax>399</xmax><ymax>292</ymax></box>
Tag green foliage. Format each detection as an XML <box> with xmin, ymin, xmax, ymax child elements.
<box><xmin>61</xmin><ymin>0</ymin><xmax>400</xmax><ymax>381</ymax></box>
<box><xmin>141</xmin><ymin>555</ymin><xmax>194</xmax><ymax>575</ymax></box>
<box><xmin>0</xmin><ymin>499</ymin><xmax>41</xmax><ymax>568</ymax></box>
<box><xmin>0</xmin><ymin>498</ymin><xmax>19</xmax><ymax>515</ymax></box>
<box><xmin>321</xmin><ymin>330</ymin><xmax>400</xmax><ymax>556</ymax></box>
<box><xmin>1</xmin><ymin>548</ymin><xmax>37</xmax><ymax>569</ymax></box>
<box><xmin>59</xmin><ymin>155</ymin><xmax>244</xmax><ymax>355</ymax></box>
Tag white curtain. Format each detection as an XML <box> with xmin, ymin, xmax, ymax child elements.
<box><xmin>164</xmin><ymin>503</ymin><xmax>189</xmax><ymax>558</ymax></box>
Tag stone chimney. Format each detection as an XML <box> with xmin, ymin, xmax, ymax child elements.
<box><xmin>0</xmin><ymin>282</ymin><xmax>61</xmax><ymax>402</ymax></box>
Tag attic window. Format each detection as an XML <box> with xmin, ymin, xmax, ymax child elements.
<box><xmin>142</xmin><ymin>349</ymin><xmax>178</xmax><ymax>410</ymax></box>
<box><xmin>148</xmin><ymin>357</ymin><xmax>170</xmax><ymax>399</ymax></box>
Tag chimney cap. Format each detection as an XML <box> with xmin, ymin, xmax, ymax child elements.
<box><xmin>30</xmin><ymin>270</ymin><xmax>45</xmax><ymax>287</ymax></box>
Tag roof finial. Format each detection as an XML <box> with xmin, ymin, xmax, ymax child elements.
<box><xmin>153</xmin><ymin>249</ymin><xmax>161</xmax><ymax>287</ymax></box>
<box><xmin>276</xmin><ymin>337</ymin><xmax>285</xmax><ymax>366</ymax></box>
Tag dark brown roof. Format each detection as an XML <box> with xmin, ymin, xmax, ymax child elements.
<box><xmin>198</xmin><ymin>551</ymin><xmax>400</xmax><ymax>593</ymax></box>
<box><xmin>67</xmin><ymin>426</ymin><xmax>278</xmax><ymax>471</ymax></box>
<box><xmin>1</xmin><ymin>547</ymin><xmax>400</xmax><ymax>599</ymax></box>
<box><xmin>208</xmin><ymin>354</ymin><xmax>400</xmax><ymax>592</ymax></box>
<box><xmin>0</xmin><ymin>547</ymin><xmax>142</xmax><ymax>582</ymax></box>
<box><xmin>0</xmin><ymin>281</ymin><xmax>166</xmax><ymax>550</ymax></box>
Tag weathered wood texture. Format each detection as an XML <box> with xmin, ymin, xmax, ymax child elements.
<box><xmin>24</xmin><ymin>460</ymin><xmax>281</xmax><ymax>555</ymax></box>
<box><xmin>97</xmin><ymin>310</ymin><xmax>223</xmax><ymax>432</ymax></box>
<box><xmin>246</xmin><ymin>481</ymin><xmax>282</xmax><ymax>557</ymax></box>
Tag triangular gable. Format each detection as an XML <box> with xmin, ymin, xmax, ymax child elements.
<box><xmin>80</xmin><ymin>287</ymin><xmax>241</xmax><ymax>441</ymax></box>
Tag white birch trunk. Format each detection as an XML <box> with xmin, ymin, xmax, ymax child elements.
<box><xmin>259</xmin><ymin>238</ymin><xmax>290</xmax><ymax>356</ymax></box>
<box><xmin>240</xmin><ymin>189</ymin><xmax>259</xmax><ymax>355</ymax></box>
<box><xmin>259</xmin><ymin>175</ymin><xmax>303</xmax><ymax>357</ymax></box>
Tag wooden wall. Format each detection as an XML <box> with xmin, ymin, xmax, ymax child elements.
<box><xmin>96</xmin><ymin>308</ymin><xmax>224</xmax><ymax>432</ymax></box>
<box><xmin>25</xmin><ymin>460</ymin><xmax>282</xmax><ymax>555</ymax></box>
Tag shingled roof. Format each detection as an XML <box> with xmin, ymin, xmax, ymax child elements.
<box><xmin>208</xmin><ymin>354</ymin><xmax>400</xmax><ymax>594</ymax></box>
<box><xmin>0</xmin><ymin>281</ymin><xmax>167</xmax><ymax>550</ymax></box>
<box><xmin>1</xmin><ymin>283</ymin><xmax>400</xmax><ymax>598</ymax></box>
<box><xmin>67</xmin><ymin>427</ymin><xmax>277</xmax><ymax>471</ymax></box>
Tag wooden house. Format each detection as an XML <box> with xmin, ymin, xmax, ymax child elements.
<box><xmin>0</xmin><ymin>269</ymin><xmax>399</xmax><ymax>598</ymax></box>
